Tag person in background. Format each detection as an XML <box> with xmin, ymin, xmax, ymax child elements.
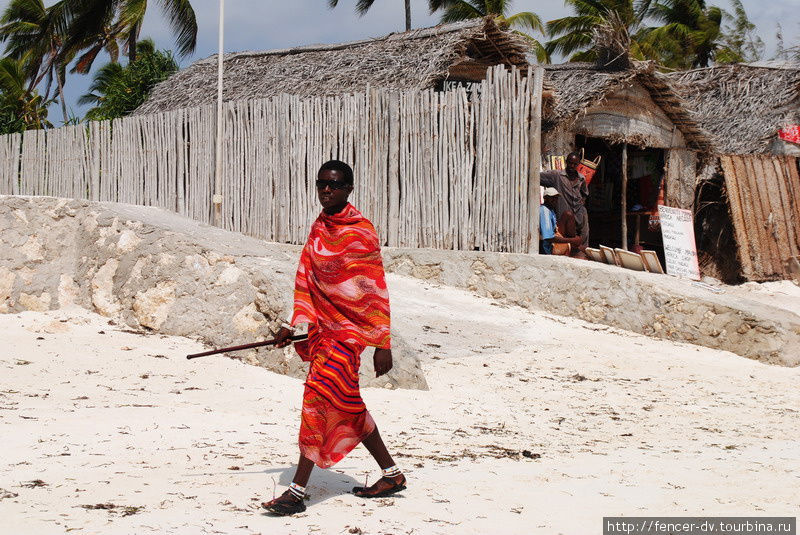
<box><xmin>540</xmin><ymin>187</ymin><xmax>582</xmax><ymax>256</ymax></box>
<box><xmin>540</xmin><ymin>151</ymin><xmax>589</xmax><ymax>254</ymax></box>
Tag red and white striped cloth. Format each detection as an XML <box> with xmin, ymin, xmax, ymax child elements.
<box><xmin>779</xmin><ymin>125</ymin><xmax>800</xmax><ymax>145</ymax></box>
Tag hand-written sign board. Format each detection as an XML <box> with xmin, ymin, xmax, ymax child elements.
<box><xmin>658</xmin><ymin>205</ymin><xmax>701</xmax><ymax>280</ymax></box>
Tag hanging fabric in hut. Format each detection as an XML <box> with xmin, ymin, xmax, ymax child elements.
<box><xmin>779</xmin><ymin>125</ymin><xmax>800</xmax><ymax>145</ymax></box>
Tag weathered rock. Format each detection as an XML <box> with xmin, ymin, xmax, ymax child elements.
<box><xmin>57</xmin><ymin>275</ymin><xmax>80</xmax><ymax>307</ymax></box>
<box><xmin>3</xmin><ymin>194</ymin><xmax>798</xmax><ymax>370</ymax></box>
<box><xmin>0</xmin><ymin>266</ymin><xmax>15</xmax><ymax>313</ymax></box>
<box><xmin>0</xmin><ymin>196</ymin><xmax>428</xmax><ymax>389</ymax></box>
<box><xmin>91</xmin><ymin>259</ymin><xmax>121</xmax><ymax>316</ymax></box>
<box><xmin>18</xmin><ymin>291</ymin><xmax>51</xmax><ymax>311</ymax></box>
<box><xmin>133</xmin><ymin>281</ymin><xmax>176</xmax><ymax>330</ymax></box>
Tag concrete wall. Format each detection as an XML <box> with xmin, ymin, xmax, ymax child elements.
<box><xmin>3</xmin><ymin>196</ymin><xmax>799</xmax><ymax>369</ymax></box>
<box><xmin>381</xmin><ymin>249</ymin><xmax>800</xmax><ymax>367</ymax></box>
<box><xmin>0</xmin><ymin>196</ymin><xmax>427</xmax><ymax>390</ymax></box>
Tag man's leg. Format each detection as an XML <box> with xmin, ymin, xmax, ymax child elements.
<box><xmin>578</xmin><ymin>218</ymin><xmax>590</xmax><ymax>249</ymax></box>
<box><xmin>262</xmin><ymin>455</ymin><xmax>314</xmax><ymax>513</ymax></box>
<box><xmin>558</xmin><ymin>210</ymin><xmax>587</xmax><ymax>259</ymax></box>
<box><xmin>557</xmin><ymin>210</ymin><xmax>577</xmax><ymax>238</ymax></box>
<box><xmin>361</xmin><ymin>427</ymin><xmax>395</xmax><ymax>470</ymax></box>
<box><xmin>353</xmin><ymin>427</ymin><xmax>406</xmax><ymax>498</ymax></box>
<box><xmin>292</xmin><ymin>455</ymin><xmax>315</xmax><ymax>486</ymax></box>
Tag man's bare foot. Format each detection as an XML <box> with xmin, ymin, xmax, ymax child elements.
<box><xmin>261</xmin><ymin>490</ymin><xmax>306</xmax><ymax>516</ymax></box>
<box><xmin>352</xmin><ymin>473</ymin><xmax>407</xmax><ymax>498</ymax></box>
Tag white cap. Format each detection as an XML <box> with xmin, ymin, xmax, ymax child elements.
<box><xmin>543</xmin><ymin>187</ymin><xmax>559</xmax><ymax>197</ymax></box>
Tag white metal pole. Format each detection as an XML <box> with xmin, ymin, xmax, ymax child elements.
<box><xmin>213</xmin><ymin>0</ymin><xmax>225</xmax><ymax>226</ymax></box>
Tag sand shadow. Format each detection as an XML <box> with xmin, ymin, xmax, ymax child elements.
<box><xmin>261</xmin><ymin>464</ymin><xmax>370</xmax><ymax>507</ymax></box>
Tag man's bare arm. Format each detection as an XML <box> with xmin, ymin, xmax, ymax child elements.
<box><xmin>274</xmin><ymin>327</ymin><xmax>294</xmax><ymax>348</ymax></box>
<box><xmin>373</xmin><ymin>348</ymin><xmax>393</xmax><ymax>377</ymax></box>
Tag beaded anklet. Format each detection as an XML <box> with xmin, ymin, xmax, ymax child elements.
<box><xmin>288</xmin><ymin>482</ymin><xmax>306</xmax><ymax>500</ymax></box>
<box><xmin>381</xmin><ymin>465</ymin><xmax>402</xmax><ymax>478</ymax></box>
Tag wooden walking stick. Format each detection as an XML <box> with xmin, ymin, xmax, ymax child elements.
<box><xmin>186</xmin><ymin>334</ymin><xmax>308</xmax><ymax>360</ymax></box>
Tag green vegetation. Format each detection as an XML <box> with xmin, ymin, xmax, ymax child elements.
<box><xmin>79</xmin><ymin>39</ymin><xmax>177</xmax><ymax>121</ymax></box>
<box><xmin>328</xmin><ymin>0</ymin><xmax>413</xmax><ymax>31</ymax></box>
<box><xmin>428</xmin><ymin>0</ymin><xmax>549</xmax><ymax>62</ymax></box>
<box><xmin>0</xmin><ymin>0</ymin><xmax>195</xmax><ymax>133</ymax></box>
<box><xmin>545</xmin><ymin>0</ymin><xmax>641</xmax><ymax>62</ymax></box>
<box><xmin>0</xmin><ymin>0</ymin><xmax>793</xmax><ymax>134</ymax></box>
<box><xmin>0</xmin><ymin>55</ymin><xmax>51</xmax><ymax>133</ymax></box>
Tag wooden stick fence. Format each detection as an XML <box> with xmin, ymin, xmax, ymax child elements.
<box><xmin>0</xmin><ymin>66</ymin><xmax>539</xmax><ymax>253</ymax></box>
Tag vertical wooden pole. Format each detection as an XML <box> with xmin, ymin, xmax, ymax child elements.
<box><xmin>527</xmin><ymin>66</ymin><xmax>544</xmax><ymax>254</ymax></box>
<box><xmin>213</xmin><ymin>0</ymin><xmax>225</xmax><ymax>226</ymax></box>
<box><xmin>621</xmin><ymin>143</ymin><xmax>628</xmax><ymax>250</ymax></box>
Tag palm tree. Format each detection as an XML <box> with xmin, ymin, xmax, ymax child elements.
<box><xmin>0</xmin><ymin>0</ymin><xmax>72</xmax><ymax>122</ymax></box>
<box><xmin>69</xmin><ymin>17</ymin><xmax>124</xmax><ymax>74</ymax></box>
<box><xmin>79</xmin><ymin>38</ymin><xmax>177</xmax><ymax>121</ymax></box>
<box><xmin>428</xmin><ymin>0</ymin><xmax>548</xmax><ymax>62</ymax></box>
<box><xmin>714</xmin><ymin>0</ymin><xmax>763</xmax><ymax>64</ymax></box>
<box><xmin>328</xmin><ymin>0</ymin><xmax>412</xmax><ymax>32</ymax></box>
<box><xmin>637</xmin><ymin>0</ymin><xmax>724</xmax><ymax>68</ymax></box>
<box><xmin>62</xmin><ymin>0</ymin><xmax>197</xmax><ymax>64</ymax></box>
<box><xmin>0</xmin><ymin>54</ymin><xmax>52</xmax><ymax>131</ymax></box>
<box><xmin>545</xmin><ymin>0</ymin><xmax>642</xmax><ymax>62</ymax></box>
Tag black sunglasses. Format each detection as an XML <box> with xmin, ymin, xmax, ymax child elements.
<box><xmin>316</xmin><ymin>179</ymin><xmax>349</xmax><ymax>190</ymax></box>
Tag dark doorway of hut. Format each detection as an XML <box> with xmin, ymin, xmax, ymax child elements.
<box><xmin>577</xmin><ymin>136</ymin><xmax>667</xmax><ymax>267</ymax></box>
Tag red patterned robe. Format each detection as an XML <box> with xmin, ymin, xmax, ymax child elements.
<box><xmin>290</xmin><ymin>203</ymin><xmax>391</xmax><ymax>468</ymax></box>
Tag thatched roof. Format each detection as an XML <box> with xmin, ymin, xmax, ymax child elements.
<box><xmin>134</xmin><ymin>18</ymin><xmax>530</xmax><ymax>115</ymax></box>
<box><xmin>543</xmin><ymin>62</ymin><xmax>713</xmax><ymax>152</ymax></box>
<box><xmin>667</xmin><ymin>64</ymin><xmax>800</xmax><ymax>154</ymax></box>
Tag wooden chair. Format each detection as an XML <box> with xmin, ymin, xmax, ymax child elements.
<box><xmin>599</xmin><ymin>245</ymin><xmax>619</xmax><ymax>266</ymax></box>
<box><xmin>615</xmin><ymin>248</ymin><xmax>646</xmax><ymax>271</ymax></box>
<box><xmin>585</xmin><ymin>247</ymin><xmax>604</xmax><ymax>263</ymax></box>
<box><xmin>641</xmin><ymin>250</ymin><xmax>665</xmax><ymax>274</ymax></box>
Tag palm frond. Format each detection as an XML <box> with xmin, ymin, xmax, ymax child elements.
<box><xmin>156</xmin><ymin>0</ymin><xmax>197</xmax><ymax>56</ymax></box>
<box><xmin>438</xmin><ymin>2</ymin><xmax>484</xmax><ymax>24</ymax></box>
<box><xmin>505</xmin><ymin>11</ymin><xmax>544</xmax><ymax>33</ymax></box>
<box><xmin>355</xmin><ymin>0</ymin><xmax>377</xmax><ymax>16</ymax></box>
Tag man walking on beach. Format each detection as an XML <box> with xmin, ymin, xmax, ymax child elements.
<box><xmin>261</xmin><ymin>160</ymin><xmax>406</xmax><ymax>516</ymax></box>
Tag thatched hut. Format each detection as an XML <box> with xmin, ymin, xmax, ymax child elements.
<box><xmin>667</xmin><ymin>64</ymin><xmax>800</xmax><ymax>282</ymax></box>
<box><xmin>134</xmin><ymin>18</ymin><xmax>529</xmax><ymax>115</ymax></box>
<box><xmin>668</xmin><ymin>63</ymin><xmax>800</xmax><ymax>156</ymax></box>
<box><xmin>539</xmin><ymin>61</ymin><xmax>713</xmax><ymax>265</ymax></box>
<box><xmin>133</xmin><ymin>17</ymin><xmax>799</xmax><ymax>281</ymax></box>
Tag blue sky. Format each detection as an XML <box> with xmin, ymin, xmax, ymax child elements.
<box><xmin>1</xmin><ymin>0</ymin><xmax>798</xmax><ymax>121</ymax></box>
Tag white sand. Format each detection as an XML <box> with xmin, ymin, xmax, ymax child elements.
<box><xmin>2</xmin><ymin>275</ymin><xmax>799</xmax><ymax>535</ymax></box>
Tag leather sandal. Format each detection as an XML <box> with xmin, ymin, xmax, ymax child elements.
<box><xmin>261</xmin><ymin>490</ymin><xmax>306</xmax><ymax>516</ymax></box>
<box><xmin>352</xmin><ymin>474</ymin><xmax>407</xmax><ymax>498</ymax></box>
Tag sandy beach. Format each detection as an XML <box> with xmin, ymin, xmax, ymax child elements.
<box><xmin>2</xmin><ymin>274</ymin><xmax>799</xmax><ymax>535</ymax></box>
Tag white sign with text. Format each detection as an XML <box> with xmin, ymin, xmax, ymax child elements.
<box><xmin>658</xmin><ymin>206</ymin><xmax>701</xmax><ymax>280</ymax></box>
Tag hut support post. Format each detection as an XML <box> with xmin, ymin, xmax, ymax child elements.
<box><xmin>621</xmin><ymin>143</ymin><xmax>628</xmax><ymax>250</ymax></box>
<box><xmin>213</xmin><ymin>0</ymin><xmax>225</xmax><ymax>227</ymax></box>
<box><xmin>527</xmin><ymin>66</ymin><xmax>544</xmax><ymax>254</ymax></box>
<box><xmin>387</xmin><ymin>96</ymin><xmax>400</xmax><ymax>246</ymax></box>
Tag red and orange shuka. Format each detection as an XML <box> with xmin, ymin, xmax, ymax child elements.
<box><xmin>290</xmin><ymin>203</ymin><xmax>391</xmax><ymax>468</ymax></box>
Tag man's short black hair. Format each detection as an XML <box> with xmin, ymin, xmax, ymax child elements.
<box><xmin>567</xmin><ymin>151</ymin><xmax>581</xmax><ymax>161</ymax></box>
<box><xmin>318</xmin><ymin>160</ymin><xmax>354</xmax><ymax>185</ymax></box>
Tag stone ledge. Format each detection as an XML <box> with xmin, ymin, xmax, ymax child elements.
<box><xmin>0</xmin><ymin>196</ymin><xmax>427</xmax><ymax>390</ymax></box>
<box><xmin>3</xmin><ymin>195</ymin><xmax>798</xmax><ymax>369</ymax></box>
<box><xmin>381</xmin><ymin>248</ymin><xmax>800</xmax><ymax>367</ymax></box>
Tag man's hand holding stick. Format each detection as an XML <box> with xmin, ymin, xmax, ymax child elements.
<box><xmin>186</xmin><ymin>331</ymin><xmax>308</xmax><ymax>359</ymax></box>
